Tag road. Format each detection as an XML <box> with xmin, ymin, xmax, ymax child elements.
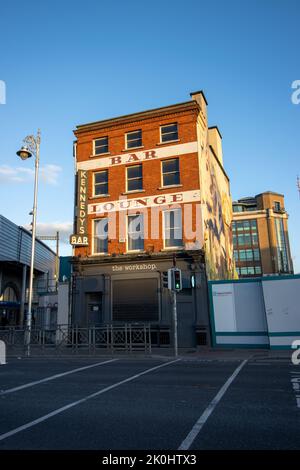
<box><xmin>0</xmin><ymin>355</ymin><xmax>299</xmax><ymax>450</ymax></box>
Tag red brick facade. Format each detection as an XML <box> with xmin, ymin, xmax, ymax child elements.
<box><xmin>73</xmin><ymin>102</ymin><xmax>202</xmax><ymax>258</ymax></box>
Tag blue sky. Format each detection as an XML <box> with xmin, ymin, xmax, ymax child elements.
<box><xmin>0</xmin><ymin>0</ymin><xmax>299</xmax><ymax>271</ymax></box>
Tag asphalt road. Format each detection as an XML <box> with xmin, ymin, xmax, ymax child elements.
<box><xmin>0</xmin><ymin>355</ymin><xmax>299</xmax><ymax>450</ymax></box>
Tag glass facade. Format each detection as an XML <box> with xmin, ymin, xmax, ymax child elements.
<box><xmin>232</xmin><ymin>219</ymin><xmax>262</xmax><ymax>277</ymax></box>
<box><xmin>275</xmin><ymin>218</ymin><xmax>289</xmax><ymax>272</ymax></box>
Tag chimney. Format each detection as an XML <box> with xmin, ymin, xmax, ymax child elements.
<box><xmin>190</xmin><ymin>90</ymin><xmax>208</xmax><ymax>122</ymax></box>
<box><xmin>208</xmin><ymin>126</ymin><xmax>223</xmax><ymax>165</ymax></box>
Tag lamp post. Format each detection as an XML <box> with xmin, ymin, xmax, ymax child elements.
<box><xmin>16</xmin><ymin>130</ymin><xmax>41</xmax><ymax>356</ymax></box>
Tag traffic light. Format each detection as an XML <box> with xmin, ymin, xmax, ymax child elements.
<box><xmin>166</xmin><ymin>268</ymin><xmax>182</xmax><ymax>291</ymax></box>
<box><xmin>173</xmin><ymin>268</ymin><xmax>182</xmax><ymax>291</ymax></box>
<box><xmin>162</xmin><ymin>271</ymin><xmax>169</xmax><ymax>289</ymax></box>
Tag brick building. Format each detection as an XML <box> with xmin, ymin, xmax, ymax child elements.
<box><xmin>70</xmin><ymin>91</ymin><xmax>234</xmax><ymax>347</ymax></box>
<box><xmin>232</xmin><ymin>191</ymin><xmax>293</xmax><ymax>277</ymax></box>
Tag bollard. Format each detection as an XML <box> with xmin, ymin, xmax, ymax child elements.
<box><xmin>0</xmin><ymin>340</ymin><xmax>6</xmax><ymax>365</ymax></box>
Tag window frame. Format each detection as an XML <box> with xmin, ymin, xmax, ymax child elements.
<box><xmin>161</xmin><ymin>158</ymin><xmax>180</xmax><ymax>188</ymax></box>
<box><xmin>160</xmin><ymin>123</ymin><xmax>179</xmax><ymax>144</ymax></box>
<box><xmin>126</xmin><ymin>213</ymin><xmax>145</xmax><ymax>253</ymax></box>
<box><xmin>126</xmin><ymin>164</ymin><xmax>143</xmax><ymax>192</ymax></box>
<box><xmin>162</xmin><ymin>208</ymin><xmax>183</xmax><ymax>249</ymax></box>
<box><xmin>92</xmin><ymin>218</ymin><xmax>109</xmax><ymax>255</ymax></box>
<box><xmin>93</xmin><ymin>170</ymin><xmax>109</xmax><ymax>197</ymax></box>
<box><xmin>93</xmin><ymin>136</ymin><xmax>109</xmax><ymax>156</ymax></box>
<box><xmin>125</xmin><ymin>129</ymin><xmax>143</xmax><ymax>150</ymax></box>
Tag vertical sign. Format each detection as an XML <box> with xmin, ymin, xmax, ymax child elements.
<box><xmin>70</xmin><ymin>170</ymin><xmax>89</xmax><ymax>246</ymax></box>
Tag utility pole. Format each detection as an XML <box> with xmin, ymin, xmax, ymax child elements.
<box><xmin>172</xmin><ymin>254</ymin><xmax>178</xmax><ymax>357</ymax></box>
<box><xmin>16</xmin><ymin>130</ymin><xmax>41</xmax><ymax>357</ymax></box>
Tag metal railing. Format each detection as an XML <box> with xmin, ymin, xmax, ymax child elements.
<box><xmin>0</xmin><ymin>324</ymin><xmax>171</xmax><ymax>354</ymax></box>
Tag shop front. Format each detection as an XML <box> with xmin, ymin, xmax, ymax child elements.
<box><xmin>71</xmin><ymin>251</ymin><xmax>210</xmax><ymax>348</ymax></box>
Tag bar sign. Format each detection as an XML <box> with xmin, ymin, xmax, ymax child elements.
<box><xmin>70</xmin><ymin>170</ymin><xmax>89</xmax><ymax>246</ymax></box>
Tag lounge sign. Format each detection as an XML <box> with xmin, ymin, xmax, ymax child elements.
<box><xmin>88</xmin><ymin>190</ymin><xmax>201</xmax><ymax>214</ymax></box>
<box><xmin>70</xmin><ymin>170</ymin><xmax>89</xmax><ymax>246</ymax></box>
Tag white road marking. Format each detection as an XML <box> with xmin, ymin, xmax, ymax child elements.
<box><xmin>0</xmin><ymin>359</ymin><xmax>118</xmax><ymax>396</ymax></box>
<box><xmin>178</xmin><ymin>359</ymin><xmax>248</xmax><ymax>450</ymax></box>
<box><xmin>0</xmin><ymin>358</ymin><xmax>181</xmax><ymax>442</ymax></box>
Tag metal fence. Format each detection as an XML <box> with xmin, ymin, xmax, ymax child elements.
<box><xmin>0</xmin><ymin>324</ymin><xmax>171</xmax><ymax>354</ymax></box>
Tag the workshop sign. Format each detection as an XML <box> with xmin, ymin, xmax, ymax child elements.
<box><xmin>70</xmin><ymin>170</ymin><xmax>89</xmax><ymax>246</ymax></box>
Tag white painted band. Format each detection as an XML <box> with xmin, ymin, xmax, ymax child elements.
<box><xmin>0</xmin><ymin>359</ymin><xmax>118</xmax><ymax>396</ymax></box>
<box><xmin>0</xmin><ymin>358</ymin><xmax>181</xmax><ymax>442</ymax></box>
<box><xmin>178</xmin><ymin>359</ymin><xmax>248</xmax><ymax>450</ymax></box>
<box><xmin>77</xmin><ymin>141</ymin><xmax>198</xmax><ymax>171</ymax></box>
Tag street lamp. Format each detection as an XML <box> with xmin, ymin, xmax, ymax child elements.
<box><xmin>16</xmin><ymin>130</ymin><xmax>41</xmax><ymax>356</ymax></box>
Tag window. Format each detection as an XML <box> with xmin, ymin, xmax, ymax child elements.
<box><xmin>126</xmin><ymin>130</ymin><xmax>142</xmax><ymax>149</ymax></box>
<box><xmin>160</xmin><ymin>123</ymin><xmax>178</xmax><ymax>143</ymax></box>
<box><xmin>163</xmin><ymin>209</ymin><xmax>183</xmax><ymax>248</ymax></box>
<box><xmin>233</xmin><ymin>250</ymin><xmax>238</xmax><ymax>261</ymax></box>
<box><xmin>244</xmin><ymin>234</ymin><xmax>251</xmax><ymax>245</ymax></box>
<box><xmin>94</xmin><ymin>137</ymin><xmax>108</xmax><ymax>155</ymax></box>
<box><xmin>253</xmin><ymin>249</ymin><xmax>260</xmax><ymax>261</ymax></box>
<box><xmin>255</xmin><ymin>266</ymin><xmax>262</xmax><ymax>274</ymax></box>
<box><xmin>127</xmin><ymin>214</ymin><xmax>144</xmax><ymax>251</ymax></box>
<box><xmin>162</xmin><ymin>158</ymin><xmax>180</xmax><ymax>186</ymax></box>
<box><xmin>251</xmin><ymin>220</ymin><xmax>257</xmax><ymax>230</ymax></box>
<box><xmin>93</xmin><ymin>218</ymin><xmax>108</xmax><ymax>254</ymax></box>
<box><xmin>1</xmin><ymin>285</ymin><xmax>18</xmax><ymax>302</ymax></box>
<box><xmin>127</xmin><ymin>165</ymin><xmax>143</xmax><ymax>192</ymax></box>
<box><xmin>233</xmin><ymin>205</ymin><xmax>243</xmax><ymax>213</ymax></box>
<box><xmin>252</xmin><ymin>233</ymin><xmax>258</xmax><ymax>245</ymax></box>
<box><xmin>94</xmin><ymin>170</ymin><xmax>108</xmax><ymax>196</ymax></box>
<box><xmin>274</xmin><ymin>201</ymin><xmax>281</xmax><ymax>211</ymax></box>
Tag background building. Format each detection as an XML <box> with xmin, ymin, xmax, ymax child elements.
<box><xmin>0</xmin><ymin>215</ymin><xmax>57</xmax><ymax>326</ymax></box>
<box><xmin>71</xmin><ymin>91</ymin><xmax>234</xmax><ymax>347</ymax></box>
<box><xmin>232</xmin><ymin>191</ymin><xmax>293</xmax><ymax>277</ymax></box>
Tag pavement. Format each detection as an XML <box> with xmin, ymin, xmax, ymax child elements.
<box><xmin>0</xmin><ymin>351</ymin><xmax>299</xmax><ymax>450</ymax></box>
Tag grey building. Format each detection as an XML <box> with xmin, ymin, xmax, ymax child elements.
<box><xmin>0</xmin><ymin>215</ymin><xmax>57</xmax><ymax>326</ymax></box>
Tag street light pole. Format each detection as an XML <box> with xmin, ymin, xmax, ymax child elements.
<box><xmin>17</xmin><ymin>130</ymin><xmax>41</xmax><ymax>356</ymax></box>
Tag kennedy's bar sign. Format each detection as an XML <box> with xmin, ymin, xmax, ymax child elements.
<box><xmin>70</xmin><ymin>170</ymin><xmax>89</xmax><ymax>246</ymax></box>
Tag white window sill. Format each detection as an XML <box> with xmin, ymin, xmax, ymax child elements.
<box><xmin>122</xmin><ymin>189</ymin><xmax>145</xmax><ymax>195</ymax></box>
<box><xmin>90</xmin><ymin>152</ymin><xmax>111</xmax><ymax>158</ymax></box>
<box><xmin>89</xmin><ymin>194</ymin><xmax>110</xmax><ymax>199</ymax></box>
<box><xmin>157</xmin><ymin>184</ymin><xmax>183</xmax><ymax>190</ymax></box>
<box><xmin>126</xmin><ymin>250</ymin><xmax>145</xmax><ymax>254</ymax></box>
<box><xmin>156</xmin><ymin>139</ymin><xmax>180</xmax><ymax>146</ymax></box>
<box><xmin>122</xmin><ymin>146</ymin><xmax>144</xmax><ymax>152</ymax></box>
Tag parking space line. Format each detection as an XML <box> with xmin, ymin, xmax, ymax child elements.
<box><xmin>0</xmin><ymin>359</ymin><xmax>118</xmax><ymax>396</ymax></box>
<box><xmin>0</xmin><ymin>358</ymin><xmax>181</xmax><ymax>442</ymax></box>
<box><xmin>178</xmin><ymin>359</ymin><xmax>248</xmax><ymax>450</ymax></box>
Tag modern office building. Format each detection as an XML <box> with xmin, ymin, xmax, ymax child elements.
<box><xmin>70</xmin><ymin>91</ymin><xmax>234</xmax><ymax>347</ymax></box>
<box><xmin>0</xmin><ymin>215</ymin><xmax>57</xmax><ymax>326</ymax></box>
<box><xmin>232</xmin><ymin>192</ymin><xmax>293</xmax><ymax>277</ymax></box>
